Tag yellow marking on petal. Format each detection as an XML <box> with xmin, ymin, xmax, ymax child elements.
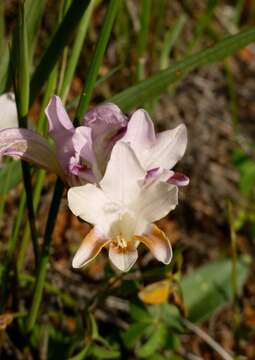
<box><xmin>138</xmin><ymin>280</ymin><xmax>171</xmax><ymax>305</ymax></box>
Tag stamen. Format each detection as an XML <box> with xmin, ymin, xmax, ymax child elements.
<box><xmin>115</xmin><ymin>235</ymin><xmax>127</xmax><ymax>248</ymax></box>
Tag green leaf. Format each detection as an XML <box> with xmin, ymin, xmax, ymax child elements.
<box><xmin>76</xmin><ymin>0</ymin><xmax>121</xmax><ymax>120</ymax></box>
<box><xmin>160</xmin><ymin>14</ymin><xmax>187</xmax><ymax>70</ymax></box>
<box><xmin>147</xmin><ymin>355</ymin><xmax>166</xmax><ymax>360</ymax></box>
<box><xmin>233</xmin><ymin>149</ymin><xmax>255</xmax><ymax>193</ymax></box>
<box><xmin>0</xmin><ymin>161</ymin><xmax>22</xmax><ymax>196</ymax></box>
<box><xmin>30</xmin><ymin>0</ymin><xmax>91</xmax><ymax>105</ymax></box>
<box><xmin>61</xmin><ymin>0</ymin><xmax>100</xmax><ymax>102</ymax></box>
<box><xmin>180</xmin><ymin>256</ymin><xmax>251</xmax><ymax>323</ymax></box>
<box><xmin>137</xmin><ymin>324</ymin><xmax>167</xmax><ymax>358</ymax></box>
<box><xmin>25</xmin><ymin>0</ymin><xmax>47</xmax><ymax>61</ymax></box>
<box><xmin>90</xmin><ymin>344</ymin><xmax>120</xmax><ymax>359</ymax></box>
<box><xmin>154</xmin><ymin>304</ymin><xmax>183</xmax><ymax>332</ymax></box>
<box><xmin>122</xmin><ymin>322</ymin><xmax>149</xmax><ymax>349</ymax></box>
<box><xmin>130</xmin><ymin>303</ymin><xmax>152</xmax><ymax>323</ymax></box>
<box><xmin>110</xmin><ymin>27</ymin><xmax>255</xmax><ymax>111</ymax></box>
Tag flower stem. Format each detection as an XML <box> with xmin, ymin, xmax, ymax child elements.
<box><xmin>13</xmin><ymin>3</ymin><xmax>40</xmax><ymax>264</ymax></box>
<box><xmin>27</xmin><ymin>177</ymin><xmax>64</xmax><ymax>332</ymax></box>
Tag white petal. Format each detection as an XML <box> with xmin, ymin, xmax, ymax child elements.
<box><xmin>146</xmin><ymin>124</ymin><xmax>187</xmax><ymax>170</ymax></box>
<box><xmin>109</xmin><ymin>243</ymin><xmax>138</xmax><ymax>272</ymax></box>
<box><xmin>0</xmin><ymin>93</ymin><xmax>18</xmax><ymax>129</ymax></box>
<box><xmin>72</xmin><ymin>227</ymin><xmax>109</xmax><ymax>268</ymax></box>
<box><xmin>136</xmin><ymin>224</ymin><xmax>172</xmax><ymax>264</ymax></box>
<box><xmin>121</xmin><ymin>109</ymin><xmax>156</xmax><ymax>154</ymax></box>
<box><xmin>68</xmin><ymin>184</ymin><xmax>107</xmax><ymax>224</ymax></box>
<box><xmin>135</xmin><ymin>182</ymin><xmax>178</xmax><ymax>223</ymax></box>
<box><xmin>100</xmin><ymin>142</ymin><xmax>146</xmax><ymax>204</ymax></box>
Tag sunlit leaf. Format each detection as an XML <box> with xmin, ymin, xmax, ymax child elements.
<box><xmin>111</xmin><ymin>28</ymin><xmax>255</xmax><ymax>111</ymax></box>
<box><xmin>181</xmin><ymin>256</ymin><xmax>250</xmax><ymax>322</ymax></box>
<box><xmin>137</xmin><ymin>323</ymin><xmax>167</xmax><ymax>358</ymax></box>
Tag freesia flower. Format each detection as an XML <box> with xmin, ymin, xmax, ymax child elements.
<box><xmin>121</xmin><ymin>109</ymin><xmax>189</xmax><ymax>187</ymax></box>
<box><xmin>0</xmin><ymin>96</ymin><xmax>127</xmax><ymax>186</ymax></box>
<box><xmin>0</xmin><ymin>93</ymin><xmax>18</xmax><ymax>129</ymax></box>
<box><xmin>68</xmin><ymin>142</ymin><xmax>178</xmax><ymax>272</ymax></box>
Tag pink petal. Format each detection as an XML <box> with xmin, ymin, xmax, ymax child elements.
<box><xmin>121</xmin><ymin>109</ymin><xmax>156</xmax><ymax>155</ymax></box>
<box><xmin>145</xmin><ymin>168</ymin><xmax>189</xmax><ymax>187</ymax></box>
<box><xmin>108</xmin><ymin>242</ymin><xmax>138</xmax><ymax>272</ymax></box>
<box><xmin>144</xmin><ymin>168</ymin><xmax>174</xmax><ymax>186</ymax></box>
<box><xmin>84</xmin><ymin>103</ymin><xmax>128</xmax><ymax>174</ymax></box>
<box><xmin>72</xmin><ymin>227</ymin><xmax>110</xmax><ymax>268</ymax></box>
<box><xmin>168</xmin><ymin>172</ymin><xmax>189</xmax><ymax>187</ymax></box>
<box><xmin>72</xmin><ymin>126</ymin><xmax>95</xmax><ymax>164</ymax></box>
<box><xmin>45</xmin><ymin>95</ymin><xmax>75</xmax><ymax>170</ymax></box>
<box><xmin>135</xmin><ymin>224</ymin><xmax>172</xmax><ymax>264</ymax></box>
<box><xmin>0</xmin><ymin>128</ymin><xmax>64</xmax><ymax>177</ymax></box>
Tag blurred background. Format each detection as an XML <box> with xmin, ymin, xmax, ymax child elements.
<box><xmin>1</xmin><ymin>0</ymin><xmax>255</xmax><ymax>359</ymax></box>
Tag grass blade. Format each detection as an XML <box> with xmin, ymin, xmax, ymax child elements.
<box><xmin>76</xmin><ymin>0</ymin><xmax>121</xmax><ymax>120</ymax></box>
<box><xmin>25</xmin><ymin>0</ymin><xmax>47</xmax><ymax>62</ymax></box>
<box><xmin>14</xmin><ymin>3</ymin><xmax>40</xmax><ymax>264</ymax></box>
<box><xmin>160</xmin><ymin>14</ymin><xmax>187</xmax><ymax>70</ymax></box>
<box><xmin>30</xmin><ymin>0</ymin><xmax>91</xmax><ymax>105</ymax></box>
<box><xmin>61</xmin><ymin>0</ymin><xmax>100</xmax><ymax>102</ymax></box>
<box><xmin>110</xmin><ymin>27</ymin><xmax>255</xmax><ymax>111</ymax></box>
<box><xmin>27</xmin><ymin>178</ymin><xmax>64</xmax><ymax>332</ymax></box>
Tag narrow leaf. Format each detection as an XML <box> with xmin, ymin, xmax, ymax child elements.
<box><xmin>30</xmin><ymin>0</ymin><xmax>91</xmax><ymax>105</ymax></box>
<box><xmin>110</xmin><ymin>28</ymin><xmax>255</xmax><ymax>111</ymax></box>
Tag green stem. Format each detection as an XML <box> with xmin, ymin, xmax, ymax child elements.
<box><xmin>17</xmin><ymin>170</ymin><xmax>46</xmax><ymax>272</ymax></box>
<box><xmin>15</xmin><ymin>3</ymin><xmax>39</xmax><ymax>265</ymax></box>
<box><xmin>27</xmin><ymin>178</ymin><xmax>64</xmax><ymax>332</ymax></box>
<box><xmin>76</xmin><ymin>0</ymin><xmax>120</xmax><ymax>121</ymax></box>
<box><xmin>17</xmin><ymin>64</ymin><xmax>58</xmax><ymax>272</ymax></box>
<box><xmin>61</xmin><ymin>0</ymin><xmax>100</xmax><ymax>103</ymax></box>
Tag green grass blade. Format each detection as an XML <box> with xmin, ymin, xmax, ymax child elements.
<box><xmin>30</xmin><ymin>0</ymin><xmax>91</xmax><ymax>105</ymax></box>
<box><xmin>76</xmin><ymin>0</ymin><xmax>121</xmax><ymax>120</ymax></box>
<box><xmin>17</xmin><ymin>169</ymin><xmax>46</xmax><ymax>272</ymax></box>
<box><xmin>0</xmin><ymin>46</ymin><xmax>9</xmax><ymax>94</ymax></box>
<box><xmin>24</xmin><ymin>0</ymin><xmax>47</xmax><ymax>62</ymax></box>
<box><xmin>160</xmin><ymin>14</ymin><xmax>187</xmax><ymax>70</ymax></box>
<box><xmin>27</xmin><ymin>178</ymin><xmax>64</xmax><ymax>332</ymax></box>
<box><xmin>110</xmin><ymin>27</ymin><xmax>255</xmax><ymax>111</ymax></box>
<box><xmin>61</xmin><ymin>0</ymin><xmax>100</xmax><ymax>102</ymax></box>
<box><xmin>15</xmin><ymin>3</ymin><xmax>40</xmax><ymax>265</ymax></box>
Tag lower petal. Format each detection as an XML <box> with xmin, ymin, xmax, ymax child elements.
<box><xmin>108</xmin><ymin>243</ymin><xmax>138</xmax><ymax>272</ymax></box>
<box><xmin>135</xmin><ymin>224</ymin><xmax>172</xmax><ymax>264</ymax></box>
<box><xmin>72</xmin><ymin>227</ymin><xmax>110</xmax><ymax>268</ymax></box>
